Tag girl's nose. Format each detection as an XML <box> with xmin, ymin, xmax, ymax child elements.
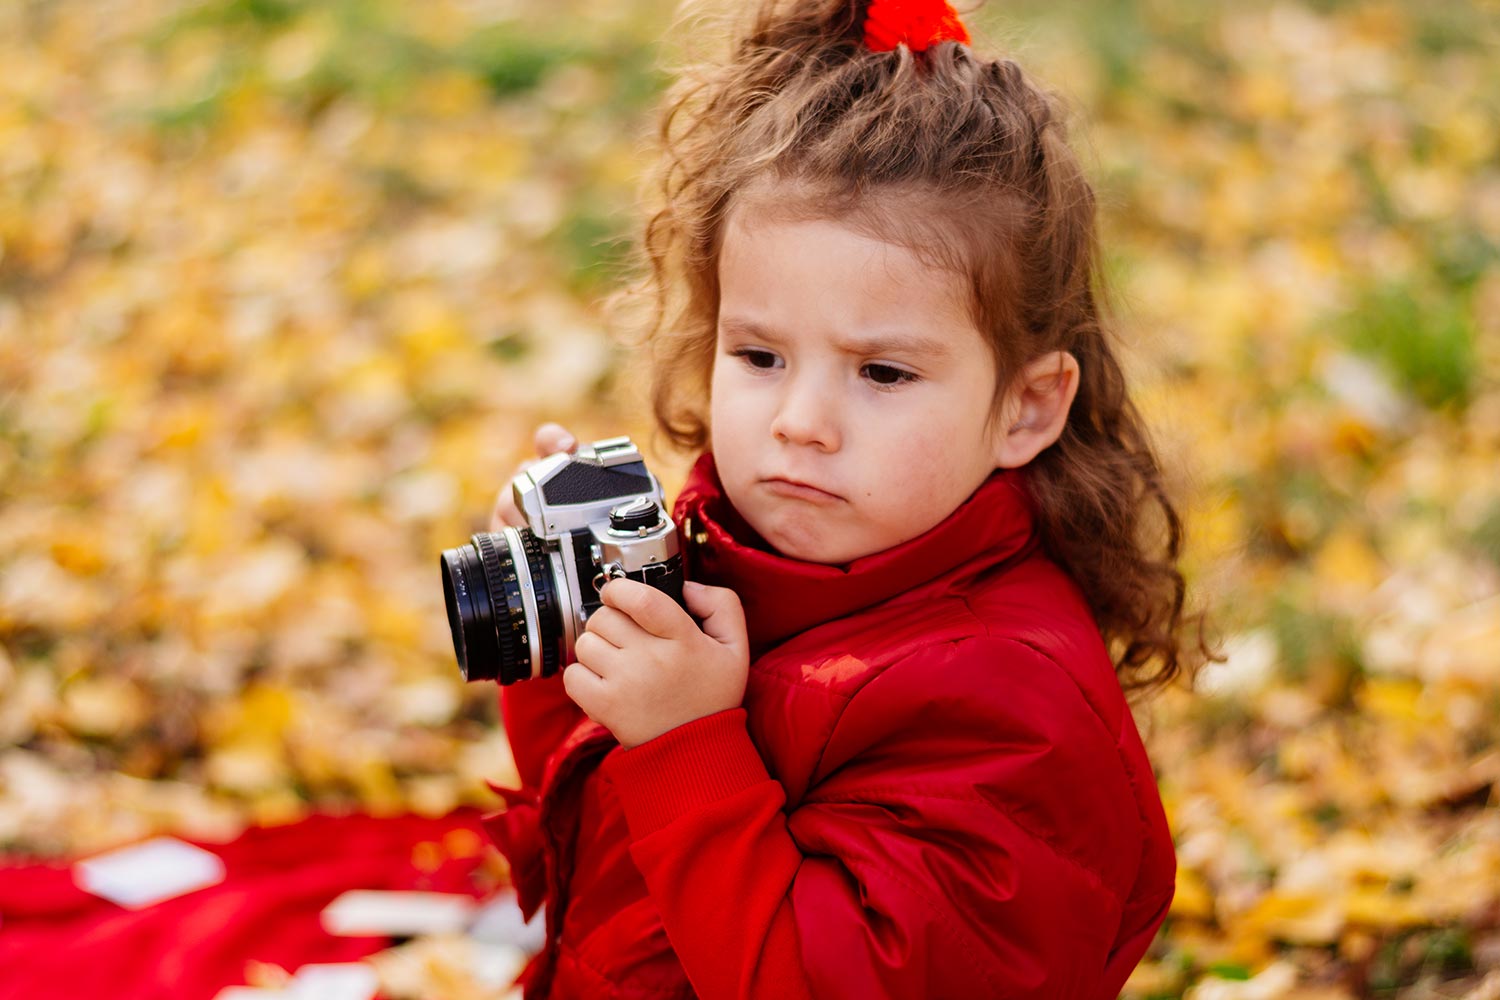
<box><xmin>770</xmin><ymin>377</ymin><xmax>841</xmax><ymax>451</ymax></box>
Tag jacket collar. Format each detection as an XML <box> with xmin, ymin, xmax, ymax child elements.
<box><xmin>672</xmin><ymin>452</ymin><xmax>1040</xmax><ymax>658</ymax></box>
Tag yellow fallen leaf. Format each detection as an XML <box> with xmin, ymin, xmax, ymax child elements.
<box><xmin>206</xmin><ymin>743</ymin><xmax>292</xmax><ymax>795</ymax></box>
<box><xmin>204</xmin><ymin>683</ymin><xmax>298</xmax><ymax>746</ymax></box>
<box><xmin>1122</xmin><ymin>960</ymin><xmax>1182</xmax><ymax>998</ymax></box>
<box><xmin>1172</xmin><ymin>865</ymin><xmax>1216</xmax><ymax>921</ymax></box>
<box><xmin>350</xmin><ymin>756</ymin><xmax>406</xmax><ymax>816</ymax></box>
<box><xmin>1312</xmin><ymin>527</ymin><xmax>1385</xmax><ymax>592</ymax></box>
<box><xmin>1233</xmin><ymin>890</ymin><xmax>1343</xmax><ymax>945</ymax></box>
<box><xmin>1342</xmin><ymin>887</ymin><xmax>1426</xmax><ymax>929</ymax></box>
<box><xmin>1355</xmin><ymin>677</ymin><xmax>1429</xmax><ymax>724</ymax></box>
<box><xmin>61</xmin><ymin>676</ymin><xmax>149</xmax><ymax>738</ymax></box>
<box><xmin>50</xmin><ymin>536</ymin><xmax>107</xmax><ymax>576</ymax></box>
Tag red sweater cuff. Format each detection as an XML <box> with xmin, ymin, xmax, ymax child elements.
<box><xmin>600</xmin><ymin>708</ymin><xmax>771</xmax><ymax>839</ymax></box>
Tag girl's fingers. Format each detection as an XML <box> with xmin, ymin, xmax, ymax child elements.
<box><xmin>490</xmin><ymin>424</ymin><xmax>573</xmax><ymax>530</ymax></box>
<box><xmin>489</xmin><ymin>492</ymin><xmax>521</xmax><ymax>532</ymax></box>
<box><xmin>489</xmin><ymin>459</ymin><xmax>534</xmax><ymax>530</ymax></box>
<box><xmin>583</xmin><ymin>605</ymin><xmax>654</xmax><ymax>649</ymax></box>
<box><xmin>534</xmin><ymin>422</ymin><xmax>578</xmax><ymax>458</ymax></box>
<box><xmin>562</xmin><ymin>660</ymin><xmax>609</xmax><ymax>709</ymax></box>
<box><xmin>572</xmin><ymin>631</ymin><xmax>624</xmax><ymax>678</ymax></box>
<box><xmin>598</xmin><ymin>579</ymin><xmax>689</xmax><ymax>640</ymax></box>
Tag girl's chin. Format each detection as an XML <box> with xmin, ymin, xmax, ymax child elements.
<box><xmin>769</xmin><ymin>539</ymin><xmax>837</xmax><ymax>564</ymax></box>
<box><xmin>751</xmin><ymin>512</ymin><xmax>870</xmax><ymax>566</ymax></box>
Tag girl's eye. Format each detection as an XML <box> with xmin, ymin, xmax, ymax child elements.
<box><xmin>730</xmin><ymin>348</ymin><xmax>780</xmax><ymax>370</ymax></box>
<box><xmin>728</xmin><ymin>349</ymin><xmax>920</xmax><ymax>389</ymax></box>
<box><xmin>862</xmin><ymin>363</ymin><xmax>921</xmax><ymax>388</ymax></box>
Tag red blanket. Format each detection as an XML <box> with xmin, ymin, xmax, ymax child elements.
<box><xmin>0</xmin><ymin>809</ymin><xmax>499</xmax><ymax>1000</ymax></box>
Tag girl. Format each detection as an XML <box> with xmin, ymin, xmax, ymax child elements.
<box><xmin>482</xmin><ymin>0</ymin><xmax>1213</xmax><ymax>996</ymax></box>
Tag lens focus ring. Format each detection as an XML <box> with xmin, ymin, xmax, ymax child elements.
<box><xmin>517</xmin><ymin>531</ymin><xmax>562</xmax><ymax>679</ymax></box>
<box><xmin>474</xmin><ymin>532</ymin><xmax>528</xmax><ymax>685</ymax></box>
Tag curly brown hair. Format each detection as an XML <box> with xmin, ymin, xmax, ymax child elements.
<box><xmin>603</xmin><ymin>0</ymin><xmax>1218</xmax><ymax>697</ymax></box>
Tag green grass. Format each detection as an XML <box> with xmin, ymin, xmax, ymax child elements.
<box><xmin>1342</xmin><ymin>281</ymin><xmax>1476</xmax><ymax>413</ymax></box>
<box><xmin>459</xmin><ymin>28</ymin><xmax>583</xmax><ymax>100</ymax></box>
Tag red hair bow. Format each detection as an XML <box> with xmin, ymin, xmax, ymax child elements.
<box><xmin>862</xmin><ymin>0</ymin><xmax>971</xmax><ymax>53</ymax></box>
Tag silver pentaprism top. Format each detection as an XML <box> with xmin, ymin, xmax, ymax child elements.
<box><xmin>511</xmin><ymin>436</ymin><xmax>668</xmax><ymax>538</ymax></box>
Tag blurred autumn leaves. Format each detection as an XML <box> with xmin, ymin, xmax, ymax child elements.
<box><xmin>0</xmin><ymin>0</ymin><xmax>666</xmax><ymax>869</ymax></box>
<box><xmin>0</xmin><ymin>0</ymin><xmax>1497</xmax><ymax>997</ymax></box>
<box><xmin>1074</xmin><ymin>2</ymin><xmax>1500</xmax><ymax>996</ymax></box>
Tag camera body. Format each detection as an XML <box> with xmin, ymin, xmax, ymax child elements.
<box><xmin>440</xmin><ymin>436</ymin><xmax>685</xmax><ymax>685</ymax></box>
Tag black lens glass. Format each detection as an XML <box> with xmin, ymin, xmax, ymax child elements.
<box><xmin>440</xmin><ymin>544</ymin><xmax>502</xmax><ymax>681</ymax></box>
<box><xmin>439</xmin><ymin>530</ymin><xmax>563</xmax><ymax>684</ymax></box>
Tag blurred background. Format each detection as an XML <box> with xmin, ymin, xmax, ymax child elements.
<box><xmin>0</xmin><ymin>0</ymin><xmax>1497</xmax><ymax>996</ymax></box>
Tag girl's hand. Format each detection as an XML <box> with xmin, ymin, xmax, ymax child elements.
<box><xmin>490</xmin><ymin>422</ymin><xmax>578</xmax><ymax>531</ymax></box>
<box><xmin>564</xmin><ymin>578</ymin><xmax>750</xmax><ymax>749</ymax></box>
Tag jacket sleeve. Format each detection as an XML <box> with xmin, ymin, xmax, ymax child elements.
<box><xmin>500</xmin><ymin>671</ymin><xmax>587</xmax><ymax>791</ymax></box>
<box><xmin>599</xmin><ymin>637</ymin><xmax>1152</xmax><ymax>1000</ymax></box>
<box><xmin>481</xmin><ymin>673</ymin><xmax>586</xmax><ymax>920</ymax></box>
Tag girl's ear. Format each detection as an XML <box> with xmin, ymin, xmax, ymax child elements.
<box><xmin>992</xmin><ymin>351</ymin><xmax>1080</xmax><ymax>469</ymax></box>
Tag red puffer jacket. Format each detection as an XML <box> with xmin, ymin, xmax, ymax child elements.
<box><xmin>482</xmin><ymin>452</ymin><xmax>1176</xmax><ymax>999</ymax></box>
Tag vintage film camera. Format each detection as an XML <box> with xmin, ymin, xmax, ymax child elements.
<box><xmin>439</xmin><ymin>436</ymin><xmax>686</xmax><ymax>685</ymax></box>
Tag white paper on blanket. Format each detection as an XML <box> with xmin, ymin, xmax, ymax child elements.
<box><xmin>73</xmin><ymin>836</ymin><xmax>227</xmax><ymax>909</ymax></box>
<box><xmin>469</xmin><ymin>890</ymin><xmax>547</xmax><ymax>955</ymax></box>
<box><xmin>320</xmin><ymin>890</ymin><xmax>477</xmax><ymax>937</ymax></box>
<box><xmin>288</xmin><ymin>962</ymin><xmax>380</xmax><ymax>1000</ymax></box>
<box><xmin>210</xmin><ymin>962</ymin><xmax>379</xmax><ymax>1000</ymax></box>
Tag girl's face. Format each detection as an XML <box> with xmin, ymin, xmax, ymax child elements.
<box><xmin>710</xmin><ymin>208</ymin><xmax>1007</xmax><ymax>565</ymax></box>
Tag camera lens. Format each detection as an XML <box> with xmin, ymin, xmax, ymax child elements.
<box><xmin>439</xmin><ymin>528</ymin><xmax>563</xmax><ymax>684</ymax></box>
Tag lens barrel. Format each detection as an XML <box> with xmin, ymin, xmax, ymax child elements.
<box><xmin>439</xmin><ymin>528</ymin><xmax>562</xmax><ymax>684</ymax></box>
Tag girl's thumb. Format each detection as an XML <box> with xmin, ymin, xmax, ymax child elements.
<box><xmin>683</xmin><ymin>581</ymin><xmax>747</xmax><ymax>650</ymax></box>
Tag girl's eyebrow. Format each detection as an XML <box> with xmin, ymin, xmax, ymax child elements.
<box><xmin>717</xmin><ymin>316</ymin><xmax>952</xmax><ymax>359</ymax></box>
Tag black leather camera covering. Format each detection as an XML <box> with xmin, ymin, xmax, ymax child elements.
<box><xmin>542</xmin><ymin>461</ymin><xmax>653</xmax><ymax>507</ymax></box>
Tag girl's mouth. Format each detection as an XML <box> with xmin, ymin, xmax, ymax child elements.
<box><xmin>762</xmin><ymin>478</ymin><xmax>842</xmax><ymax>503</ymax></box>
